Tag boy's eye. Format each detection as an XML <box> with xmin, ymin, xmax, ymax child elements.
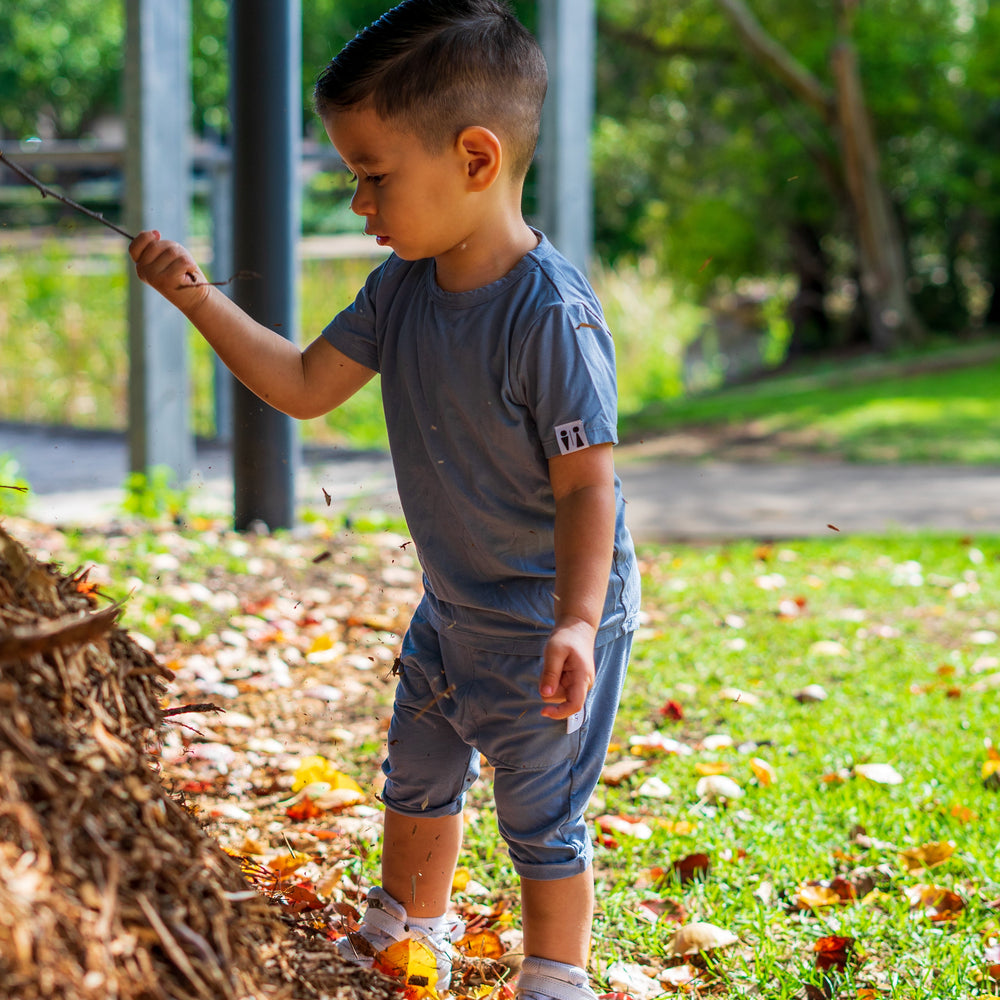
<box><xmin>366</xmin><ymin>174</ymin><xmax>385</xmax><ymax>186</ymax></box>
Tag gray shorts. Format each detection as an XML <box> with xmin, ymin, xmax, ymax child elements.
<box><xmin>380</xmin><ymin>607</ymin><xmax>632</xmax><ymax>881</ymax></box>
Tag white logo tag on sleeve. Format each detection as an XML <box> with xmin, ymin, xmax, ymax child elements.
<box><xmin>555</xmin><ymin>420</ymin><xmax>589</xmax><ymax>455</ymax></box>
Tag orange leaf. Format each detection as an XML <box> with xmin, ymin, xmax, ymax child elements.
<box><xmin>373</xmin><ymin>938</ymin><xmax>438</xmax><ymax>995</ymax></box>
<box><xmin>282</xmin><ymin>881</ymin><xmax>325</xmax><ymax>913</ymax></box>
<box><xmin>814</xmin><ymin>934</ymin><xmax>855</xmax><ymax>971</ymax></box>
<box><xmin>793</xmin><ymin>879</ymin><xmax>855</xmax><ymax>910</ymax></box>
<box><xmin>456</xmin><ymin>929</ymin><xmax>504</xmax><ymax>960</ymax></box>
<box><xmin>750</xmin><ymin>757</ymin><xmax>776</xmax><ymax>786</ymax></box>
<box><xmin>904</xmin><ymin>883</ymin><xmax>965</xmax><ymax>921</ymax></box>
<box><xmin>285</xmin><ymin>797</ymin><xmax>324</xmax><ymax>821</ymax></box>
<box><xmin>950</xmin><ymin>804</ymin><xmax>977</xmax><ymax>824</ymax></box>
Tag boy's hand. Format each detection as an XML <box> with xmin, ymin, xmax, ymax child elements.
<box><xmin>129</xmin><ymin>230</ymin><xmax>212</xmax><ymax>315</ymax></box>
<box><xmin>539</xmin><ymin>619</ymin><xmax>596</xmax><ymax>720</ymax></box>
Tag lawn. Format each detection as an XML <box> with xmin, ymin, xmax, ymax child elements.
<box><xmin>8</xmin><ymin>514</ymin><xmax>999</xmax><ymax>999</ymax></box>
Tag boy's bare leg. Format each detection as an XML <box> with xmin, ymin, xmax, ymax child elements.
<box><xmin>381</xmin><ymin>808</ymin><xmax>464</xmax><ymax>917</ymax></box>
<box><xmin>520</xmin><ymin>868</ymin><xmax>594</xmax><ymax>968</ymax></box>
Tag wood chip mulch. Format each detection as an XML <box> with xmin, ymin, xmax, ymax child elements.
<box><xmin>0</xmin><ymin>523</ymin><xmax>400</xmax><ymax>1000</ymax></box>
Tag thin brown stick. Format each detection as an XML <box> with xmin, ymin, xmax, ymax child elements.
<box><xmin>0</xmin><ymin>149</ymin><xmax>136</xmax><ymax>239</ymax></box>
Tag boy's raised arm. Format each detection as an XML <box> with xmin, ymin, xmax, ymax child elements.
<box><xmin>129</xmin><ymin>230</ymin><xmax>374</xmax><ymax>419</ymax></box>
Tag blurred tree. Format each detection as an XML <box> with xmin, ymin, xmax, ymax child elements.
<box><xmin>0</xmin><ymin>0</ymin><xmax>124</xmax><ymax>139</ymax></box>
<box><xmin>595</xmin><ymin>0</ymin><xmax>997</xmax><ymax>352</ymax></box>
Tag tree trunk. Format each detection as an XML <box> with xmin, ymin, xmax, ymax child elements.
<box><xmin>786</xmin><ymin>221</ymin><xmax>833</xmax><ymax>358</ymax></box>
<box><xmin>715</xmin><ymin>0</ymin><xmax>927</xmax><ymax>351</ymax></box>
<box><xmin>830</xmin><ymin>40</ymin><xmax>926</xmax><ymax>350</ymax></box>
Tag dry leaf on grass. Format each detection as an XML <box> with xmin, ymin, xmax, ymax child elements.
<box><xmin>668</xmin><ymin>921</ymin><xmax>738</xmax><ymax>955</ymax></box>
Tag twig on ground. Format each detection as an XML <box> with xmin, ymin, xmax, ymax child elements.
<box><xmin>0</xmin><ymin>149</ymin><xmax>136</xmax><ymax>239</ymax></box>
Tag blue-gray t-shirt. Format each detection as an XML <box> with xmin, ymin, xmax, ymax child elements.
<box><xmin>322</xmin><ymin>232</ymin><xmax>640</xmax><ymax>653</ymax></box>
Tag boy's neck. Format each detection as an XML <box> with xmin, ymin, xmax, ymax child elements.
<box><xmin>433</xmin><ymin>214</ymin><xmax>539</xmax><ymax>294</ymax></box>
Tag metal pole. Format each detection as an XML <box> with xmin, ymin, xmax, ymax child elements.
<box><xmin>124</xmin><ymin>0</ymin><xmax>194</xmax><ymax>482</ymax></box>
<box><xmin>538</xmin><ymin>0</ymin><xmax>595</xmax><ymax>274</ymax></box>
<box><xmin>230</xmin><ymin>0</ymin><xmax>301</xmax><ymax>530</ymax></box>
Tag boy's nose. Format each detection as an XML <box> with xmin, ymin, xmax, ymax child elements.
<box><xmin>351</xmin><ymin>189</ymin><xmax>375</xmax><ymax>216</ymax></box>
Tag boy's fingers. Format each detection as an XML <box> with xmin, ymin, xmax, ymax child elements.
<box><xmin>128</xmin><ymin>229</ymin><xmax>158</xmax><ymax>262</ymax></box>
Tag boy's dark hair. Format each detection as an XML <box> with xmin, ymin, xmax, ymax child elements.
<box><xmin>314</xmin><ymin>0</ymin><xmax>547</xmax><ymax>181</ymax></box>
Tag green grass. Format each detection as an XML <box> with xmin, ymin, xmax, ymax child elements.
<box><xmin>29</xmin><ymin>519</ymin><xmax>1000</xmax><ymax>997</ymax></box>
<box><xmin>621</xmin><ymin>343</ymin><xmax>1000</xmax><ymax>464</ymax></box>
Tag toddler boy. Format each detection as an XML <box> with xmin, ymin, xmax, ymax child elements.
<box><xmin>129</xmin><ymin>2</ymin><xmax>640</xmax><ymax>997</ymax></box>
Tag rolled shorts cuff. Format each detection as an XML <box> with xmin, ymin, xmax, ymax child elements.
<box><xmin>509</xmin><ymin>841</ymin><xmax>594</xmax><ymax>882</ymax></box>
<box><xmin>379</xmin><ymin>777</ymin><xmax>468</xmax><ymax>819</ymax></box>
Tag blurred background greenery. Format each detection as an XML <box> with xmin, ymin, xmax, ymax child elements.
<box><xmin>0</xmin><ymin>0</ymin><xmax>997</xmax><ymax>447</ymax></box>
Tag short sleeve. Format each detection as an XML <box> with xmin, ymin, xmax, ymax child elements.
<box><xmin>321</xmin><ymin>262</ymin><xmax>385</xmax><ymax>373</ymax></box>
<box><xmin>515</xmin><ymin>303</ymin><xmax>620</xmax><ymax>460</ymax></box>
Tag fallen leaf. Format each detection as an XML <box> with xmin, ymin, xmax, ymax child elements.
<box><xmin>596</xmin><ymin>814</ymin><xmax>654</xmax><ymax>841</ymax></box>
<box><xmin>810</xmin><ymin>640</ymin><xmax>849</xmax><ymax>657</ymax></box>
<box><xmin>854</xmin><ymin>763</ymin><xmax>904</xmax><ymax>785</ymax></box>
<box><xmin>750</xmin><ymin>757</ymin><xmax>776</xmax><ymax>786</ymax></box>
<box><xmin>904</xmin><ymin>883</ymin><xmax>965</xmax><ymax>921</ymax></box>
<box><xmin>635</xmin><ymin>776</ymin><xmax>672</xmax><ymax>799</ymax></box>
<box><xmin>669</xmin><ymin>921</ymin><xmax>738</xmax><ymax>956</ymax></box>
<box><xmin>456</xmin><ymin>929</ymin><xmax>504</xmax><ymax>960</ymax></box>
<box><xmin>601</xmin><ymin>758</ymin><xmax>646</xmax><ymax>786</ymax></box>
<box><xmin>695</xmin><ymin>774</ymin><xmax>743</xmax><ymax>803</ymax></box>
<box><xmin>672</xmin><ymin>852</ymin><xmax>711</xmax><ymax>883</ymax></box>
<box><xmin>659</xmin><ymin>699</ymin><xmax>684</xmax><ymax>720</ymax></box>
<box><xmin>813</xmin><ymin>934</ymin><xmax>856</xmax><ymax>971</ymax></box>
<box><xmin>899</xmin><ymin>841</ymin><xmax>955</xmax><ymax>873</ymax></box>
<box><xmin>373</xmin><ymin>938</ymin><xmax>438</xmax><ymax>996</ymax></box>
<box><xmin>660</xmin><ymin>964</ymin><xmax>699</xmax><ymax>987</ymax></box>
<box><xmin>718</xmin><ymin>686</ymin><xmax>760</xmax><ymax>706</ymax></box>
<box><xmin>793</xmin><ymin>879</ymin><xmax>856</xmax><ymax>909</ymax></box>
<box><xmin>694</xmin><ymin>761</ymin><xmax>731</xmax><ymax>776</ymax></box>
<box><xmin>794</xmin><ymin>684</ymin><xmax>828</xmax><ymax>703</ymax></box>
<box><xmin>605</xmin><ymin>961</ymin><xmax>661</xmax><ymax>999</ymax></box>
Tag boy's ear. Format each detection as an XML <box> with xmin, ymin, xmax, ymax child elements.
<box><xmin>456</xmin><ymin>126</ymin><xmax>502</xmax><ymax>191</ymax></box>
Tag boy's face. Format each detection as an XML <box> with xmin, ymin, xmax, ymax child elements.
<box><xmin>325</xmin><ymin>107</ymin><xmax>473</xmax><ymax>262</ymax></box>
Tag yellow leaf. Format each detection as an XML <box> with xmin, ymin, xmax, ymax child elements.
<box><xmin>899</xmin><ymin>841</ymin><xmax>955</xmax><ymax>873</ymax></box>
<box><xmin>750</xmin><ymin>757</ymin><xmax>776</xmax><ymax>786</ymax></box>
<box><xmin>694</xmin><ymin>761</ymin><xmax>731</xmax><ymax>776</ymax></box>
<box><xmin>793</xmin><ymin>883</ymin><xmax>843</xmax><ymax>909</ymax></box>
<box><xmin>308</xmin><ymin>633</ymin><xmax>335</xmax><ymax>654</ymax></box>
<box><xmin>292</xmin><ymin>755</ymin><xmax>362</xmax><ymax>794</ymax></box>
<box><xmin>373</xmin><ymin>938</ymin><xmax>438</xmax><ymax>995</ymax></box>
<box><xmin>654</xmin><ymin>818</ymin><xmax>697</xmax><ymax>835</ymax></box>
<box><xmin>452</xmin><ymin>867</ymin><xmax>471</xmax><ymax>892</ymax></box>
<box><xmin>268</xmin><ymin>853</ymin><xmax>307</xmax><ymax>876</ymax></box>
<box><xmin>983</xmin><ymin>758</ymin><xmax>1000</xmax><ymax>780</ymax></box>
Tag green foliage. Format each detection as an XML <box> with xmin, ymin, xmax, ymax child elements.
<box><xmin>594</xmin><ymin>0</ymin><xmax>999</xmax><ymax>339</ymax></box>
<box><xmin>121</xmin><ymin>466</ymin><xmax>192</xmax><ymax>523</ymax></box>
<box><xmin>0</xmin><ymin>455</ymin><xmax>31</xmax><ymax>517</ymax></box>
<box><xmin>0</xmin><ymin>0</ymin><xmax>123</xmax><ymax>139</ymax></box>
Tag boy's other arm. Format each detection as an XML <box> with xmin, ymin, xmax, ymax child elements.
<box><xmin>539</xmin><ymin>442</ymin><xmax>616</xmax><ymax>720</ymax></box>
<box><xmin>129</xmin><ymin>231</ymin><xmax>375</xmax><ymax>419</ymax></box>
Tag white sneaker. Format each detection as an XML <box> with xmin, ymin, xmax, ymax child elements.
<box><xmin>516</xmin><ymin>956</ymin><xmax>599</xmax><ymax>1000</ymax></box>
<box><xmin>335</xmin><ymin>886</ymin><xmax>463</xmax><ymax>992</ymax></box>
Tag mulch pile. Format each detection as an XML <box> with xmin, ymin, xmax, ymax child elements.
<box><xmin>0</xmin><ymin>523</ymin><xmax>399</xmax><ymax>1000</ymax></box>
